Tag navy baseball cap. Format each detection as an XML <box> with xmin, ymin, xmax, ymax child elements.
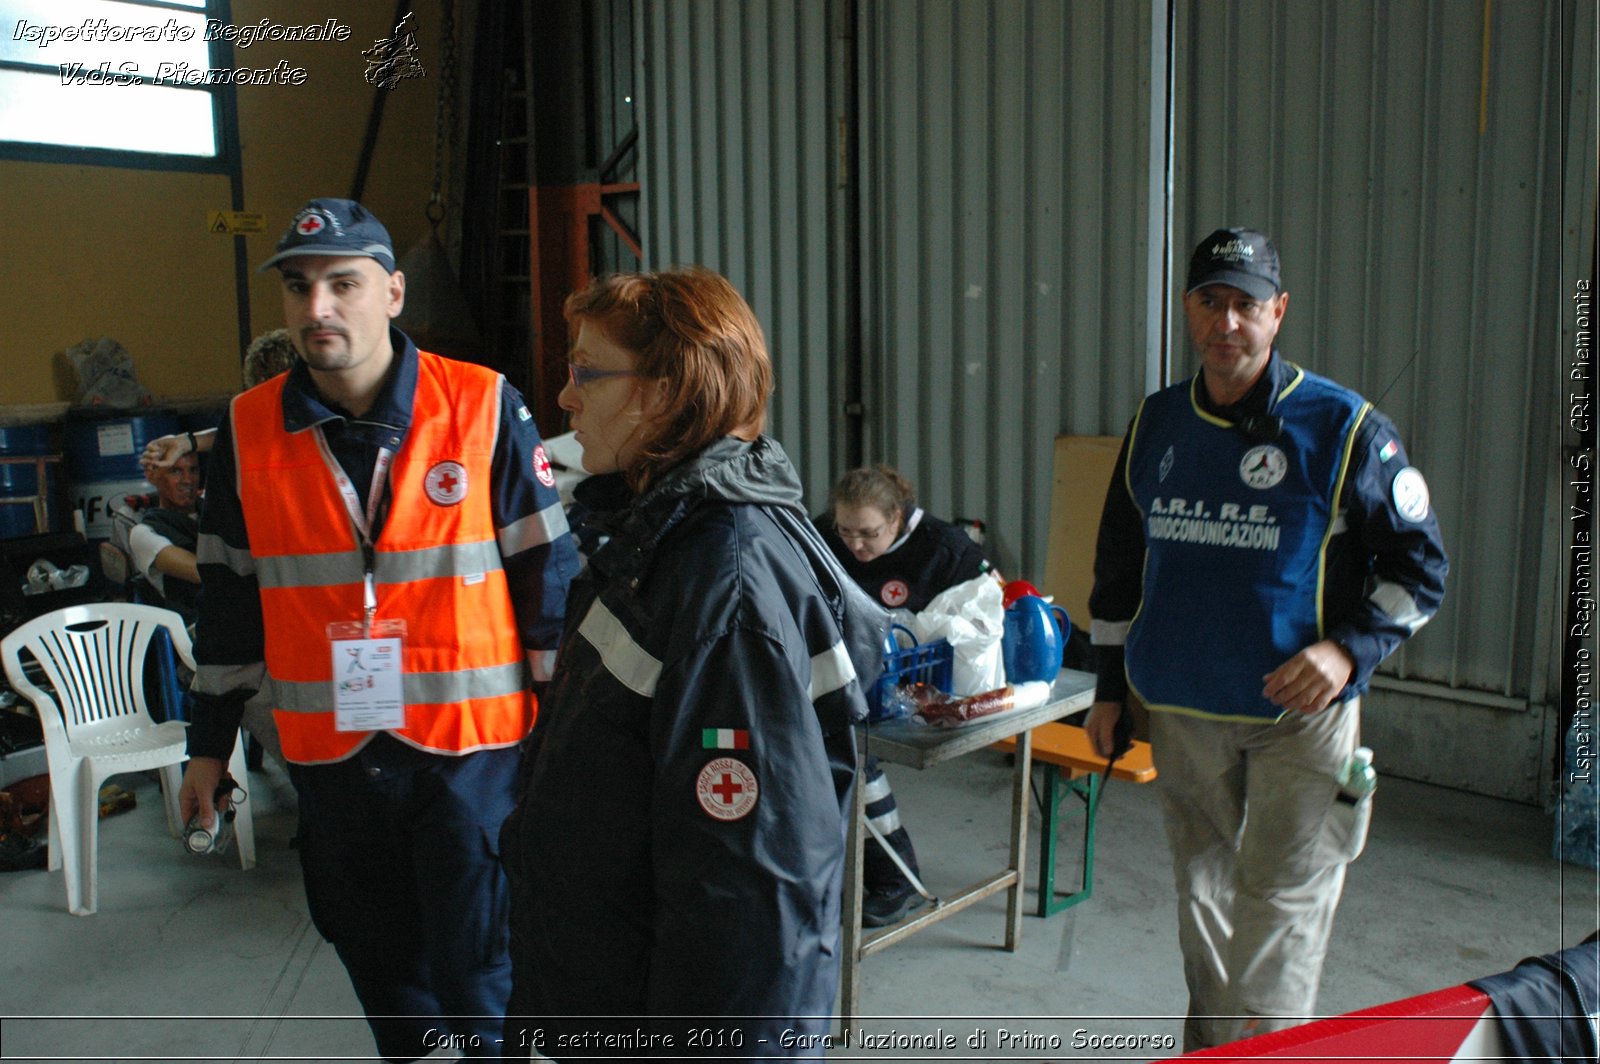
<box><xmin>258</xmin><ymin>198</ymin><xmax>396</xmax><ymax>274</ymax></box>
<box><xmin>1185</xmin><ymin>228</ymin><xmax>1281</xmax><ymax>301</ymax></box>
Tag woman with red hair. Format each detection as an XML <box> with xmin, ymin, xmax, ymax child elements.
<box><xmin>500</xmin><ymin>267</ymin><xmax>885</xmax><ymax>1059</ymax></box>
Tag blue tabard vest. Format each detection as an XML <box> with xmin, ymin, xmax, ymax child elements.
<box><xmin>1124</xmin><ymin>365</ymin><xmax>1370</xmax><ymax>722</ymax></box>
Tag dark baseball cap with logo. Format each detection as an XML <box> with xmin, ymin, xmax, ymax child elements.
<box><xmin>1185</xmin><ymin>227</ymin><xmax>1281</xmax><ymax>302</ymax></box>
<box><xmin>258</xmin><ymin>198</ymin><xmax>396</xmax><ymax>274</ymax></box>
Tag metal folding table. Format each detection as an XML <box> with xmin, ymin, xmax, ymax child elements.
<box><xmin>838</xmin><ymin>668</ymin><xmax>1097</xmax><ymax>1031</ymax></box>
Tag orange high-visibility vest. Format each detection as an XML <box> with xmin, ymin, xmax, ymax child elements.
<box><xmin>231</xmin><ymin>352</ymin><xmax>534</xmax><ymax>764</ymax></box>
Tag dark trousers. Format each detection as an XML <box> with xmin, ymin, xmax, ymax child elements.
<box><xmin>861</xmin><ymin>754</ymin><xmax>920</xmax><ymax>894</ymax></box>
<box><xmin>290</xmin><ymin>738</ymin><xmax>518</xmax><ymax>1061</ymax></box>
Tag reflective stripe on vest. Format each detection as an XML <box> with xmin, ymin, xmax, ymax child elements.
<box><xmin>230</xmin><ymin>352</ymin><xmax>534</xmax><ymax>763</ymax></box>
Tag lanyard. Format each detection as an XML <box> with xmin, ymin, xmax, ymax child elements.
<box><xmin>313</xmin><ymin>426</ymin><xmax>394</xmax><ymax>633</ymax></box>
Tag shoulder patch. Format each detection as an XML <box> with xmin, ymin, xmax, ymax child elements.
<box><xmin>696</xmin><ymin>757</ymin><xmax>759</xmax><ymax>821</ymax></box>
<box><xmin>702</xmin><ymin>728</ymin><xmax>750</xmax><ymax>750</ymax></box>
<box><xmin>532</xmin><ymin>443</ymin><xmax>556</xmax><ymax>487</ymax></box>
<box><xmin>1392</xmin><ymin>466</ymin><xmax>1431</xmax><ymax>523</ymax></box>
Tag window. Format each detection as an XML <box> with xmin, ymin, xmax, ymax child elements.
<box><xmin>0</xmin><ymin>0</ymin><xmax>229</xmax><ymax>169</ymax></box>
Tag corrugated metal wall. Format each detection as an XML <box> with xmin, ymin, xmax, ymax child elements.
<box><xmin>1173</xmin><ymin>0</ymin><xmax>1571</xmax><ymax>802</ymax></box>
<box><xmin>633</xmin><ymin>0</ymin><xmax>1591</xmax><ymax>800</ymax></box>
<box><xmin>635</xmin><ymin>0</ymin><xmax>844</xmax><ymax>506</ymax></box>
<box><xmin>857</xmin><ymin>0</ymin><xmax>1158</xmax><ymax>577</ymax></box>
<box><xmin>636</xmin><ymin>0</ymin><xmax>1161</xmax><ymax>572</ymax></box>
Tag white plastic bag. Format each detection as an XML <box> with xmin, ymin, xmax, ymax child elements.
<box><xmin>910</xmin><ymin>574</ymin><xmax>1006</xmax><ymax>695</ymax></box>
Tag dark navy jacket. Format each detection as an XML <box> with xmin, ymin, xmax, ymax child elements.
<box><xmin>1469</xmin><ymin>938</ymin><xmax>1598</xmax><ymax>1062</ymax></box>
<box><xmin>501</xmin><ymin>436</ymin><xmax>886</xmax><ymax>1060</ymax></box>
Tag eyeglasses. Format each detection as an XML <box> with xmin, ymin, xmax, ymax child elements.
<box><xmin>566</xmin><ymin>362</ymin><xmax>643</xmax><ymax>390</ymax></box>
<box><xmin>834</xmin><ymin>522</ymin><xmax>889</xmax><ymax>543</ymax></box>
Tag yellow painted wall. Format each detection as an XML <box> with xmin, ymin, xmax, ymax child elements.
<box><xmin>0</xmin><ymin>1</ymin><xmax>443</xmax><ymax>407</ymax></box>
<box><xmin>1</xmin><ymin>163</ymin><xmax>236</xmax><ymax>403</ymax></box>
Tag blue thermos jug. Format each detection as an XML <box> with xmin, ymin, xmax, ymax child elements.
<box><xmin>1002</xmin><ymin>595</ymin><xmax>1072</xmax><ymax>684</ymax></box>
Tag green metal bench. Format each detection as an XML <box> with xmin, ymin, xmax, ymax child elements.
<box><xmin>995</xmin><ymin>722</ymin><xmax>1157</xmax><ymax>917</ymax></box>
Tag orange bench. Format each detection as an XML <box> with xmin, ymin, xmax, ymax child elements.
<box><xmin>995</xmin><ymin>721</ymin><xmax>1156</xmax><ymax>916</ymax></box>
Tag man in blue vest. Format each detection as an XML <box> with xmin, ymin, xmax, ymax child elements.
<box><xmin>1086</xmin><ymin>228</ymin><xmax>1449</xmax><ymax>1051</ymax></box>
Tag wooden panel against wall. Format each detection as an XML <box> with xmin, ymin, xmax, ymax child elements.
<box><xmin>1044</xmin><ymin>435</ymin><xmax>1122</xmax><ymax>633</ymax></box>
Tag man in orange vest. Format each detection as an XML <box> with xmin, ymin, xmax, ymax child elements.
<box><xmin>179</xmin><ymin>198</ymin><xmax>579</xmax><ymax>1060</ymax></box>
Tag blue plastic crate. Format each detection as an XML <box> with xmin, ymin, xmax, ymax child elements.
<box><xmin>869</xmin><ymin>625</ymin><xmax>954</xmax><ymax>721</ymax></box>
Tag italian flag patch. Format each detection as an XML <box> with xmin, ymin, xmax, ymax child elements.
<box><xmin>702</xmin><ymin>728</ymin><xmax>750</xmax><ymax>750</ymax></box>
<box><xmin>1378</xmin><ymin>439</ymin><xmax>1398</xmax><ymax>462</ymax></box>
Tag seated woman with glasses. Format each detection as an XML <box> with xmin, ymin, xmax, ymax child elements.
<box><xmin>500</xmin><ymin>267</ymin><xmax>885</xmax><ymax>1057</ymax></box>
<box><xmin>816</xmin><ymin>464</ymin><xmax>994</xmax><ymax>926</ymax></box>
<box><xmin>821</xmin><ymin>465</ymin><xmax>992</xmax><ymax>613</ymax></box>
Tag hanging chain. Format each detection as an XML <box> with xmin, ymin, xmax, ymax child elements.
<box><xmin>428</xmin><ymin>0</ymin><xmax>457</xmax><ymax>228</ymax></box>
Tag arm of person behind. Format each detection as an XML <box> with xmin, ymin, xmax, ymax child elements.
<box><xmin>128</xmin><ymin>522</ymin><xmax>203</xmax><ymax>607</ymax></box>
<box><xmin>128</xmin><ymin>522</ymin><xmax>175</xmax><ymax>593</ymax></box>
<box><xmin>490</xmin><ymin>383</ymin><xmax>580</xmax><ymax>685</ymax></box>
<box><xmin>181</xmin><ymin>416</ymin><xmax>261</xmax><ymax>829</ymax></box>
<box><xmin>1085</xmin><ymin>426</ymin><xmax>1144</xmax><ymax>759</ymax></box>
<box><xmin>141</xmin><ymin>427</ymin><xmax>216</xmax><ymax>471</ymax></box>
<box><xmin>152</xmin><ymin>544</ymin><xmax>200</xmax><ymax>585</ymax></box>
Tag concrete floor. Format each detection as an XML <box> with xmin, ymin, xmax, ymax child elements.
<box><xmin>1</xmin><ymin>747</ymin><xmax>1594</xmax><ymax>1063</ymax></box>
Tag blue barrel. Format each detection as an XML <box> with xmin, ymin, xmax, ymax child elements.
<box><xmin>0</xmin><ymin>424</ymin><xmax>62</xmax><ymax>538</ymax></box>
<box><xmin>64</xmin><ymin>411</ymin><xmax>179</xmax><ymax>542</ymax></box>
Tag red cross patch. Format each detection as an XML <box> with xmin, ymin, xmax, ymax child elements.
<box><xmin>696</xmin><ymin>757</ymin><xmax>759</xmax><ymax>821</ymax></box>
<box><xmin>880</xmin><ymin>580</ymin><xmax>910</xmax><ymax>608</ymax></box>
<box><xmin>424</xmin><ymin>461</ymin><xmax>468</xmax><ymax>506</ymax></box>
<box><xmin>295</xmin><ymin>213</ymin><xmax>327</xmax><ymax>236</ymax></box>
<box><xmin>532</xmin><ymin>443</ymin><xmax>556</xmax><ymax>487</ymax></box>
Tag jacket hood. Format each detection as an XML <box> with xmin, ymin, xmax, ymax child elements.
<box><xmin>627</xmin><ymin>436</ymin><xmax>891</xmax><ymax>719</ymax></box>
<box><xmin>640</xmin><ymin>434</ymin><xmax>807</xmax><ymax>512</ymax></box>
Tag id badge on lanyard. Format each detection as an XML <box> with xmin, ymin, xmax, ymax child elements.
<box><xmin>317</xmin><ymin>430</ymin><xmax>410</xmax><ymax>732</ymax></box>
<box><xmin>329</xmin><ymin>618</ymin><xmax>408</xmax><ymax>731</ymax></box>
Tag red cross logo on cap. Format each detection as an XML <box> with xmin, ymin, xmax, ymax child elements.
<box><xmin>696</xmin><ymin>757</ymin><xmax>759</xmax><ymax>821</ymax></box>
<box><xmin>295</xmin><ymin>213</ymin><xmax>327</xmax><ymax>236</ymax></box>
<box><xmin>532</xmin><ymin>444</ymin><xmax>556</xmax><ymax>488</ymax></box>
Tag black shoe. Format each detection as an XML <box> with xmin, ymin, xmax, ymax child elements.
<box><xmin>861</xmin><ymin>886</ymin><xmax>927</xmax><ymax>928</ymax></box>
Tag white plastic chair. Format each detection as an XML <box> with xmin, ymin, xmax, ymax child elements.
<box><xmin>0</xmin><ymin>602</ymin><xmax>255</xmax><ymax>915</ymax></box>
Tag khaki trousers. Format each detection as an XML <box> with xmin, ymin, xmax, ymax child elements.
<box><xmin>1149</xmin><ymin>699</ymin><xmax>1370</xmax><ymax>1051</ymax></box>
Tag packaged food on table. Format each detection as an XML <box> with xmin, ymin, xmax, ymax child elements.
<box><xmin>913</xmin><ymin>684</ymin><xmax>1015</xmax><ymax>727</ymax></box>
